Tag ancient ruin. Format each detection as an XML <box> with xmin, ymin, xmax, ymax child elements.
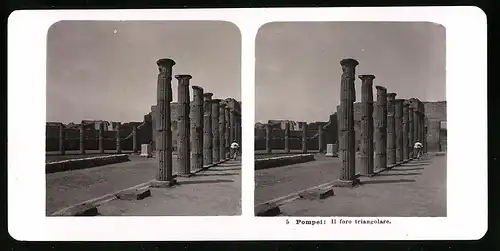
<box><xmin>374</xmin><ymin>86</ymin><xmax>387</xmax><ymax>170</ymax></box>
<box><xmin>359</xmin><ymin>74</ymin><xmax>375</xmax><ymax>176</ymax></box>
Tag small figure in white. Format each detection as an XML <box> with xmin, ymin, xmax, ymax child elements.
<box><xmin>414</xmin><ymin>141</ymin><xmax>423</xmax><ymax>160</ymax></box>
<box><xmin>230</xmin><ymin>141</ymin><xmax>240</xmax><ymax>160</ymax></box>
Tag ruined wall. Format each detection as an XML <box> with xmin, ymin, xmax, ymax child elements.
<box><xmin>46</xmin><ymin>116</ymin><xmax>153</xmax><ymax>152</ymax></box>
<box><xmin>423</xmin><ymin>101</ymin><xmax>447</xmax><ymax>151</ymax></box>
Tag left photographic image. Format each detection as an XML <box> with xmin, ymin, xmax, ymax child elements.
<box><xmin>46</xmin><ymin>20</ymin><xmax>242</xmax><ymax>216</ymax></box>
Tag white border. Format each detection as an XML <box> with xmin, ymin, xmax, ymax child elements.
<box><xmin>8</xmin><ymin>7</ymin><xmax>487</xmax><ymax>241</ymax></box>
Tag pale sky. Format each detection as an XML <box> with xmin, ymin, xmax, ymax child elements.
<box><xmin>255</xmin><ymin>22</ymin><xmax>446</xmax><ymax>123</ymax></box>
<box><xmin>47</xmin><ymin>21</ymin><xmax>241</xmax><ymax>124</ymax></box>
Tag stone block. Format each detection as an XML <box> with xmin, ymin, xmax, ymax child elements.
<box><xmin>116</xmin><ymin>187</ymin><xmax>152</xmax><ymax>200</ymax></box>
<box><xmin>140</xmin><ymin>144</ymin><xmax>153</xmax><ymax>157</ymax></box>
<box><xmin>299</xmin><ymin>187</ymin><xmax>334</xmax><ymax>200</ymax></box>
<box><xmin>332</xmin><ymin>178</ymin><xmax>361</xmax><ymax>188</ymax></box>
<box><xmin>255</xmin><ymin>203</ymin><xmax>281</xmax><ymax>216</ymax></box>
<box><xmin>150</xmin><ymin>179</ymin><xmax>177</xmax><ymax>188</ymax></box>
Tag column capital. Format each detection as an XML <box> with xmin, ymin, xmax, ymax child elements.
<box><xmin>340</xmin><ymin>58</ymin><xmax>359</xmax><ymax>67</ymax></box>
<box><xmin>203</xmin><ymin>93</ymin><xmax>213</xmax><ymax>100</ymax></box>
<box><xmin>375</xmin><ymin>85</ymin><xmax>387</xmax><ymax>91</ymax></box>
<box><xmin>192</xmin><ymin>85</ymin><xmax>203</xmax><ymax>91</ymax></box>
<box><xmin>175</xmin><ymin>74</ymin><xmax>192</xmax><ymax>81</ymax></box>
<box><xmin>156</xmin><ymin>58</ymin><xmax>176</xmax><ymax>70</ymax></box>
<box><xmin>387</xmin><ymin>93</ymin><xmax>397</xmax><ymax>100</ymax></box>
<box><xmin>358</xmin><ymin>74</ymin><xmax>376</xmax><ymax>81</ymax></box>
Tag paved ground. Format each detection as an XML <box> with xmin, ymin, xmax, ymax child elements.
<box><xmin>46</xmin><ymin>150</ymin><xmax>134</xmax><ymax>163</ymax></box>
<box><xmin>255</xmin><ymin>154</ymin><xmax>341</xmax><ymax>204</ymax></box>
<box><xmin>254</xmin><ymin>150</ymin><xmax>321</xmax><ymax>159</ymax></box>
<box><xmin>98</xmin><ymin>161</ymin><xmax>241</xmax><ymax>216</ymax></box>
<box><xmin>278</xmin><ymin>153</ymin><xmax>446</xmax><ymax>217</ymax></box>
<box><xmin>46</xmin><ymin>155</ymin><xmax>157</xmax><ymax>214</ymax></box>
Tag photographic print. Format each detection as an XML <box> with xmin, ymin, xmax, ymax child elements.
<box><xmin>254</xmin><ymin>22</ymin><xmax>447</xmax><ymax>217</ymax></box>
<box><xmin>45</xmin><ymin>20</ymin><xmax>242</xmax><ymax>216</ymax></box>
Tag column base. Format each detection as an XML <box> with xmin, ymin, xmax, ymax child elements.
<box><xmin>357</xmin><ymin>172</ymin><xmax>376</xmax><ymax>177</ymax></box>
<box><xmin>175</xmin><ymin>173</ymin><xmax>193</xmax><ymax>178</ymax></box>
<box><xmin>332</xmin><ymin>178</ymin><xmax>361</xmax><ymax>187</ymax></box>
<box><xmin>150</xmin><ymin>179</ymin><xmax>178</xmax><ymax>188</ymax></box>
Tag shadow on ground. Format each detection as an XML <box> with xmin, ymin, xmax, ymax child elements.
<box><xmin>177</xmin><ymin>179</ymin><xmax>234</xmax><ymax>185</ymax></box>
<box><xmin>376</xmin><ymin>172</ymin><xmax>422</xmax><ymax>177</ymax></box>
<box><xmin>361</xmin><ymin>178</ymin><xmax>416</xmax><ymax>185</ymax></box>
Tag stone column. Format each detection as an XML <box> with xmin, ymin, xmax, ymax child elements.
<box><xmin>336</xmin><ymin>105</ymin><xmax>341</xmax><ymax>147</ymax></box>
<box><xmin>224</xmin><ymin>106</ymin><xmax>231</xmax><ymax>159</ymax></box>
<box><xmin>115</xmin><ymin>122</ymin><xmax>121</xmax><ymax>154</ymax></box>
<box><xmin>284</xmin><ymin>122</ymin><xmax>290</xmax><ymax>153</ymax></box>
<box><xmin>359</xmin><ymin>74</ymin><xmax>375</xmax><ymax>176</ymax></box>
<box><xmin>175</xmin><ymin>74</ymin><xmax>192</xmax><ymax>176</ymax></box>
<box><xmin>59</xmin><ymin>124</ymin><xmax>65</xmax><ymax>155</ymax></box>
<box><xmin>265</xmin><ymin>123</ymin><xmax>272</xmax><ymax>153</ymax></box>
<box><xmin>374</xmin><ymin>86</ymin><xmax>387</xmax><ymax>171</ymax></box>
<box><xmin>334</xmin><ymin>58</ymin><xmax>359</xmax><ymax>186</ymax></box>
<box><xmin>132</xmin><ymin>125</ymin><xmax>138</xmax><ymax>153</ymax></box>
<box><xmin>153</xmin><ymin>58</ymin><xmax>176</xmax><ymax>185</ymax></box>
<box><xmin>203</xmin><ymin>93</ymin><xmax>213</xmax><ymax>165</ymax></box>
<box><xmin>318</xmin><ymin>124</ymin><xmax>324</xmax><ymax>153</ymax></box>
<box><xmin>394</xmin><ymin>99</ymin><xmax>404</xmax><ymax>163</ymax></box>
<box><xmin>301</xmin><ymin>122</ymin><xmax>308</xmax><ymax>153</ymax></box>
<box><xmin>386</xmin><ymin>93</ymin><xmax>397</xmax><ymax>165</ymax></box>
<box><xmin>211</xmin><ymin>99</ymin><xmax>221</xmax><ymax>163</ymax></box>
<box><xmin>219</xmin><ymin>101</ymin><xmax>226</xmax><ymax>161</ymax></box>
<box><xmin>408</xmin><ymin>102</ymin><xmax>414</xmax><ymax>159</ymax></box>
<box><xmin>410</xmin><ymin>98</ymin><xmax>419</xmax><ymax>157</ymax></box>
<box><xmin>79</xmin><ymin>124</ymin><xmax>85</xmax><ymax>154</ymax></box>
<box><xmin>151</xmin><ymin>105</ymin><xmax>157</xmax><ymax>152</ymax></box>
<box><xmin>230</xmin><ymin>109</ymin><xmax>236</xmax><ymax>144</ymax></box>
<box><xmin>422</xmin><ymin>103</ymin><xmax>428</xmax><ymax>153</ymax></box>
<box><xmin>402</xmin><ymin>101</ymin><xmax>410</xmax><ymax>160</ymax></box>
<box><xmin>191</xmin><ymin>85</ymin><xmax>204</xmax><ymax>171</ymax></box>
<box><xmin>237</xmin><ymin>112</ymin><xmax>242</xmax><ymax>145</ymax></box>
<box><xmin>98</xmin><ymin>122</ymin><xmax>104</xmax><ymax>153</ymax></box>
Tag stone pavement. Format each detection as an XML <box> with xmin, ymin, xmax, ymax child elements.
<box><xmin>255</xmin><ymin>154</ymin><xmax>342</xmax><ymax>204</ymax></box>
<box><xmin>97</xmin><ymin>161</ymin><xmax>241</xmax><ymax>216</ymax></box>
<box><xmin>46</xmin><ymin>154</ymin><xmax>170</xmax><ymax>215</ymax></box>
<box><xmin>278</xmin><ymin>153</ymin><xmax>446</xmax><ymax>217</ymax></box>
<box><xmin>45</xmin><ymin>150</ymin><xmax>134</xmax><ymax>163</ymax></box>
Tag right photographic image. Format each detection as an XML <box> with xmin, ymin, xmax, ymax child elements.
<box><xmin>254</xmin><ymin>22</ymin><xmax>447</xmax><ymax>217</ymax></box>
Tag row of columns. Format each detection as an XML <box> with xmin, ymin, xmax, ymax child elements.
<box><xmin>265</xmin><ymin>121</ymin><xmax>322</xmax><ymax>154</ymax></box>
<box><xmin>335</xmin><ymin>58</ymin><xmax>428</xmax><ymax>186</ymax></box>
<box><xmin>154</xmin><ymin>58</ymin><xmax>241</xmax><ymax>185</ymax></box>
<box><xmin>56</xmin><ymin>123</ymin><xmax>138</xmax><ymax>155</ymax></box>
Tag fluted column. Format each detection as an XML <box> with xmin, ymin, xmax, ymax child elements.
<box><xmin>98</xmin><ymin>122</ymin><xmax>104</xmax><ymax>153</ymax></box>
<box><xmin>203</xmin><ymin>93</ymin><xmax>213</xmax><ymax>165</ymax></box>
<box><xmin>59</xmin><ymin>124</ymin><xmax>65</xmax><ymax>155</ymax></box>
<box><xmin>191</xmin><ymin>85</ymin><xmax>204</xmax><ymax>171</ymax></box>
<box><xmin>211</xmin><ymin>99</ymin><xmax>221</xmax><ymax>163</ymax></box>
<box><xmin>386</xmin><ymin>93</ymin><xmax>397</xmax><ymax>165</ymax></box>
<box><xmin>265</xmin><ymin>123</ymin><xmax>272</xmax><ymax>153</ymax></box>
<box><xmin>334</xmin><ymin>58</ymin><xmax>359</xmax><ymax>186</ymax></box>
<box><xmin>132</xmin><ymin>125</ymin><xmax>138</xmax><ymax>153</ymax></box>
<box><xmin>224</xmin><ymin>106</ymin><xmax>230</xmax><ymax>159</ymax></box>
<box><xmin>403</xmin><ymin>100</ymin><xmax>410</xmax><ymax>160</ymax></box>
<box><xmin>115</xmin><ymin>122</ymin><xmax>121</xmax><ymax>154</ymax></box>
<box><xmin>154</xmin><ymin>58</ymin><xmax>176</xmax><ymax>185</ymax></box>
<box><xmin>230</xmin><ymin>108</ymin><xmax>236</xmax><ymax>144</ymax></box>
<box><xmin>422</xmin><ymin>103</ymin><xmax>427</xmax><ymax>153</ymax></box>
<box><xmin>219</xmin><ymin>101</ymin><xmax>226</xmax><ymax>161</ymax></box>
<box><xmin>175</xmin><ymin>74</ymin><xmax>192</xmax><ymax>175</ymax></box>
<box><xmin>301</xmin><ymin>122</ymin><xmax>308</xmax><ymax>153</ymax></box>
<box><xmin>79</xmin><ymin>124</ymin><xmax>85</xmax><ymax>154</ymax></box>
<box><xmin>374</xmin><ymin>86</ymin><xmax>387</xmax><ymax>170</ymax></box>
<box><xmin>394</xmin><ymin>99</ymin><xmax>404</xmax><ymax>163</ymax></box>
<box><xmin>284</xmin><ymin>122</ymin><xmax>290</xmax><ymax>153</ymax></box>
<box><xmin>409</xmin><ymin>98</ymin><xmax>419</xmax><ymax>157</ymax></box>
<box><xmin>408</xmin><ymin>101</ymin><xmax>414</xmax><ymax>159</ymax></box>
<box><xmin>359</xmin><ymin>74</ymin><xmax>375</xmax><ymax>175</ymax></box>
<box><xmin>318</xmin><ymin>124</ymin><xmax>324</xmax><ymax>153</ymax></box>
